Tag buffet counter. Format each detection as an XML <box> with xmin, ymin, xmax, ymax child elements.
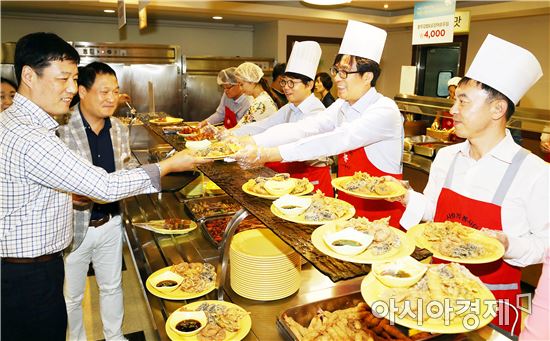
<box><xmin>121</xmin><ymin>119</ymin><xmax>513</xmax><ymax>341</ymax></box>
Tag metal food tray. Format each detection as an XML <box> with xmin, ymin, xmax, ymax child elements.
<box><xmin>183</xmin><ymin>195</ymin><xmax>241</xmax><ymax>221</ymax></box>
<box><xmin>413</xmin><ymin>142</ymin><xmax>452</xmax><ymax>158</ymax></box>
<box><xmin>277</xmin><ymin>292</ymin><xmax>441</xmax><ymax>341</ymax></box>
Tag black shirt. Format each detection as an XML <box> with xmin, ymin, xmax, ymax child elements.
<box><xmin>80</xmin><ymin>110</ymin><xmax>120</xmax><ymax>220</ymax></box>
<box><xmin>321</xmin><ymin>92</ymin><xmax>336</xmax><ymax>108</ymax></box>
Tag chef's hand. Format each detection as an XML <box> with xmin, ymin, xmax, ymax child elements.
<box><xmin>72</xmin><ymin>194</ymin><xmax>92</xmax><ymax>207</ymax></box>
<box><xmin>198</xmin><ymin>120</ymin><xmax>208</xmax><ymax>128</ymax></box>
<box><xmin>158</xmin><ymin>151</ymin><xmax>211</xmax><ymax>176</ymax></box>
<box><xmin>540</xmin><ymin>141</ymin><xmax>550</xmax><ymax>153</ymax></box>
<box><xmin>235</xmin><ymin>145</ymin><xmax>281</xmax><ymax>169</ymax></box>
<box><xmin>480</xmin><ymin>228</ymin><xmax>509</xmax><ymax>251</ymax></box>
<box><xmin>381</xmin><ymin>176</ymin><xmax>411</xmax><ymax>205</ymax></box>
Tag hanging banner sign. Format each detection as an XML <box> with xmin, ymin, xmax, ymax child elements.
<box><xmin>412</xmin><ymin>0</ymin><xmax>456</xmax><ymax>45</ymax></box>
<box><xmin>454</xmin><ymin>11</ymin><xmax>471</xmax><ymax>34</ymax></box>
<box><xmin>117</xmin><ymin>0</ymin><xmax>126</xmax><ymax>29</ymax></box>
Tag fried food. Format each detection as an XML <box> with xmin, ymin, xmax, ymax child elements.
<box><xmin>384</xmin><ymin>263</ymin><xmax>487</xmax><ymax>324</ymax></box>
<box><xmin>342</xmin><ymin>172</ymin><xmax>395</xmax><ymax>196</ymax></box>
<box><xmin>193</xmin><ymin>302</ymin><xmax>249</xmax><ymax>340</ymax></box>
<box><xmin>192</xmin><ymin>141</ymin><xmax>240</xmax><ymax>158</ymax></box>
<box><xmin>245</xmin><ymin>173</ymin><xmax>311</xmax><ymax>195</ymax></box>
<box><xmin>170</xmin><ymin>261</ymin><xmax>216</xmax><ymax>293</ymax></box>
<box><xmin>302</xmin><ymin>190</ymin><xmax>351</xmax><ymax>221</ymax></box>
<box><xmin>422</xmin><ymin>221</ymin><xmax>496</xmax><ymax>259</ymax></box>
<box><xmin>284</xmin><ymin>302</ymin><xmax>411</xmax><ymax>341</ymax></box>
<box><xmin>335</xmin><ymin>217</ymin><xmax>401</xmax><ymax>256</ymax></box>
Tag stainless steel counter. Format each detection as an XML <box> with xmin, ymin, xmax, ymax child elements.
<box><xmin>121</xmin><ymin>121</ymin><xmax>512</xmax><ymax>341</ymax></box>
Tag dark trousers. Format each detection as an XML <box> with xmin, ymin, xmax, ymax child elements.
<box><xmin>1</xmin><ymin>256</ymin><xmax>67</xmax><ymax>341</ymax></box>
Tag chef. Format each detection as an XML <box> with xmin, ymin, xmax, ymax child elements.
<box><xmin>229</xmin><ymin>41</ymin><xmax>333</xmax><ymax>195</ymax></box>
<box><xmin>200</xmin><ymin>67</ymin><xmax>252</xmax><ymax>128</ymax></box>
<box><xmin>235</xmin><ymin>20</ymin><xmax>405</xmax><ymax>227</ymax></box>
<box><xmin>399</xmin><ymin>35</ymin><xmax>548</xmax><ymax>334</ymax></box>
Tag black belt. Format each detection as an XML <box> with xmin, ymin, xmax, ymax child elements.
<box><xmin>2</xmin><ymin>251</ymin><xmax>62</xmax><ymax>264</ymax></box>
<box><xmin>89</xmin><ymin>214</ymin><xmax>111</xmax><ymax>227</ymax></box>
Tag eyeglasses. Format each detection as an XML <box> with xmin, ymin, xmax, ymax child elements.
<box><xmin>279</xmin><ymin>79</ymin><xmax>302</xmax><ymax>89</ymax></box>
<box><xmin>222</xmin><ymin>84</ymin><xmax>236</xmax><ymax>91</ymax></box>
<box><xmin>329</xmin><ymin>66</ymin><xmax>361</xmax><ymax>79</ymax></box>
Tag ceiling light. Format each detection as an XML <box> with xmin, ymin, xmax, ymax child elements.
<box><xmin>212</xmin><ymin>16</ymin><xmax>223</xmax><ymax>20</ymax></box>
<box><xmin>303</xmin><ymin>0</ymin><xmax>352</xmax><ymax>5</ymax></box>
<box><xmin>383</xmin><ymin>4</ymin><xmax>389</xmax><ymax>9</ymax></box>
<box><xmin>103</xmin><ymin>9</ymin><xmax>115</xmax><ymax>13</ymax></box>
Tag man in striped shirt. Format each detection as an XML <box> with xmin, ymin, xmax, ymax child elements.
<box><xmin>0</xmin><ymin>32</ymin><xmax>206</xmax><ymax>340</ymax></box>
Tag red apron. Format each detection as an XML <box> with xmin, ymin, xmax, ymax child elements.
<box><xmin>224</xmin><ymin>106</ymin><xmax>237</xmax><ymax>129</ymax></box>
<box><xmin>337</xmin><ymin>147</ymin><xmax>405</xmax><ymax>229</ymax></box>
<box><xmin>433</xmin><ymin>148</ymin><xmax>529</xmax><ymax>335</ymax></box>
<box><xmin>265</xmin><ymin>161</ymin><xmax>333</xmax><ymax>197</ymax></box>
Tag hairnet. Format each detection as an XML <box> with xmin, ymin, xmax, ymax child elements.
<box><xmin>235</xmin><ymin>62</ymin><xmax>264</xmax><ymax>83</ymax></box>
<box><xmin>447</xmin><ymin>76</ymin><xmax>461</xmax><ymax>87</ymax></box>
<box><xmin>217</xmin><ymin>67</ymin><xmax>238</xmax><ymax>85</ymax></box>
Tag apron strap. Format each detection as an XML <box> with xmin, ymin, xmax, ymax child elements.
<box><xmin>492</xmin><ymin>148</ymin><xmax>530</xmax><ymax>205</ymax></box>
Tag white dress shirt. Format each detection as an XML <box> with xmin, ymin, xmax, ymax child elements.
<box><xmin>231</xmin><ymin>93</ymin><xmax>325</xmax><ymax>136</ymax></box>
<box><xmin>205</xmin><ymin>93</ymin><xmax>253</xmax><ymax>125</ymax></box>
<box><xmin>401</xmin><ymin>131</ymin><xmax>549</xmax><ymax>267</ymax></box>
<box><xmin>252</xmin><ymin>88</ymin><xmax>403</xmax><ymax>174</ymax></box>
<box><xmin>0</xmin><ymin>94</ymin><xmax>159</xmax><ymax>257</ymax></box>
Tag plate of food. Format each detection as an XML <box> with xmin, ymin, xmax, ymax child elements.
<box><xmin>176</xmin><ymin>125</ymin><xmax>199</xmax><ymax>137</ymax></box>
<box><xmin>165</xmin><ymin>300</ymin><xmax>251</xmax><ymax>341</ymax></box>
<box><xmin>270</xmin><ymin>191</ymin><xmax>355</xmax><ymax>225</ymax></box>
<box><xmin>187</xmin><ymin>141</ymin><xmax>240</xmax><ymax>160</ymax></box>
<box><xmin>242</xmin><ymin>173</ymin><xmax>314</xmax><ymax>199</ymax></box>
<box><xmin>146</xmin><ymin>262</ymin><xmax>216</xmax><ymax>300</ymax></box>
<box><xmin>331</xmin><ymin>172</ymin><xmax>407</xmax><ymax>200</ymax></box>
<box><xmin>149</xmin><ymin>117</ymin><xmax>184</xmax><ymax>125</ymax></box>
<box><xmin>406</xmin><ymin>221</ymin><xmax>505</xmax><ymax>264</ymax></box>
<box><xmin>134</xmin><ymin>218</ymin><xmax>197</xmax><ymax>235</ymax></box>
<box><xmin>311</xmin><ymin>217</ymin><xmax>415</xmax><ymax>263</ymax></box>
<box><xmin>361</xmin><ymin>262</ymin><xmax>495</xmax><ymax>334</ymax></box>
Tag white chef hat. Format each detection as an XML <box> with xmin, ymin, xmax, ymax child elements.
<box><xmin>235</xmin><ymin>62</ymin><xmax>264</xmax><ymax>83</ymax></box>
<box><xmin>447</xmin><ymin>77</ymin><xmax>461</xmax><ymax>87</ymax></box>
<box><xmin>338</xmin><ymin>20</ymin><xmax>387</xmax><ymax>63</ymax></box>
<box><xmin>465</xmin><ymin>34</ymin><xmax>543</xmax><ymax>104</ymax></box>
<box><xmin>217</xmin><ymin>67</ymin><xmax>238</xmax><ymax>85</ymax></box>
<box><xmin>285</xmin><ymin>41</ymin><xmax>322</xmax><ymax>80</ymax></box>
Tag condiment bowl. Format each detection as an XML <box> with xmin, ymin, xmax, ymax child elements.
<box><xmin>150</xmin><ymin>270</ymin><xmax>184</xmax><ymax>293</ymax></box>
<box><xmin>186</xmin><ymin>139</ymin><xmax>211</xmax><ymax>151</ymax></box>
<box><xmin>264</xmin><ymin>179</ymin><xmax>296</xmax><ymax>196</ymax></box>
<box><xmin>372</xmin><ymin>256</ymin><xmax>428</xmax><ymax>288</ymax></box>
<box><xmin>323</xmin><ymin>227</ymin><xmax>373</xmax><ymax>256</ymax></box>
<box><xmin>168</xmin><ymin>310</ymin><xmax>208</xmax><ymax>337</ymax></box>
<box><xmin>273</xmin><ymin>195</ymin><xmax>312</xmax><ymax>216</ymax></box>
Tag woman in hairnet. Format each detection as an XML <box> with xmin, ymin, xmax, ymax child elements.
<box><xmin>234</xmin><ymin>62</ymin><xmax>280</xmax><ymax>126</ymax></box>
<box><xmin>200</xmin><ymin>67</ymin><xmax>253</xmax><ymax>128</ymax></box>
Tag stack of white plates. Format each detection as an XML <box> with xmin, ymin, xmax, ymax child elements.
<box><xmin>230</xmin><ymin>228</ymin><xmax>301</xmax><ymax>301</ymax></box>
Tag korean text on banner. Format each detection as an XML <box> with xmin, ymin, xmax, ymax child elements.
<box><xmin>412</xmin><ymin>0</ymin><xmax>456</xmax><ymax>45</ymax></box>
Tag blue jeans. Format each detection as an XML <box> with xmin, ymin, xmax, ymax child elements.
<box><xmin>1</xmin><ymin>256</ymin><xmax>67</xmax><ymax>341</ymax></box>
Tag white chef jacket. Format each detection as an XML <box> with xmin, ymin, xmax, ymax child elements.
<box><xmin>252</xmin><ymin>87</ymin><xmax>403</xmax><ymax>174</ymax></box>
<box><xmin>236</xmin><ymin>91</ymin><xmax>278</xmax><ymax>126</ymax></box>
<box><xmin>205</xmin><ymin>93</ymin><xmax>253</xmax><ymax>125</ymax></box>
<box><xmin>231</xmin><ymin>93</ymin><xmax>324</xmax><ymax>136</ymax></box>
<box><xmin>401</xmin><ymin>131</ymin><xmax>550</xmax><ymax>267</ymax></box>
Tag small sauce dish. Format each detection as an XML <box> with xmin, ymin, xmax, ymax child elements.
<box><xmin>273</xmin><ymin>194</ymin><xmax>312</xmax><ymax>216</ymax></box>
<box><xmin>169</xmin><ymin>310</ymin><xmax>208</xmax><ymax>337</ymax></box>
<box><xmin>372</xmin><ymin>256</ymin><xmax>428</xmax><ymax>288</ymax></box>
<box><xmin>324</xmin><ymin>227</ymin><xmax>374</xmax><ymax>256</ymax></box>
<box><xmin>264</xmin><ymin>178</ymin><xmax>296</xmax><ymax>196</ymax></box>
<box><xmin>151</xmin><ymin>270</ymin><xmax>184</xmax><ymax>293</ymax></box>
